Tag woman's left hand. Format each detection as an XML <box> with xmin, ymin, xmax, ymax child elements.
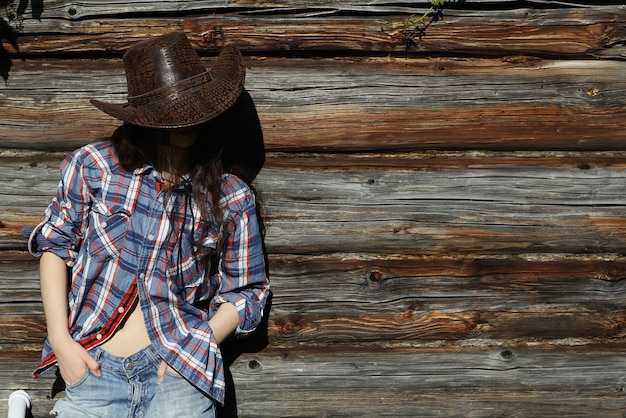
<box><xmin>157</xmin><ymin>360</ymin><xmax>179</xmax><ymax>384</ymax></box>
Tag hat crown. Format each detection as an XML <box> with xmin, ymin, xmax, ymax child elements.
<box><xmin>123</xmin><ymin>32</ymin><xmax>207</xmax><ymax>98</ymax></box>
<box><xmin>90</xmin><ymin>31</ymin><xmax>245</xmax><ymax>129</ymax></box>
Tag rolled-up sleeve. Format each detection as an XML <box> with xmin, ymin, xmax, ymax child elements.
<box><xmin>210</xmin><ymin>191</ymin><xmax>269</xmax><ymax>337</ymax></box>
<box><xmin>28</xmin><ymin>149</ymin><xmax>90</xmax><ymax>266</ymax></box>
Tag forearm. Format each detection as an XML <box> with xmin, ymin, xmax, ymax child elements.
<box><xmin>39</xmin><ymin>252</ymin><xmax>72</xmax><ymax>346</ymax></box>
<box><xmin>208</xmin><ymin>302</ymin><xmax>239</xmax><ymax>344</ymax></box>
<box><xmin>40</xmin><ymin>252</ymin><xmax>101</xmax><ymax>382</ymax></box>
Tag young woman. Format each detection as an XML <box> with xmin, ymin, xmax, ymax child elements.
<box><xmin>27</xmin><ymin>31</ymin><xmax>270</xmax><ymax>417</ymax></box>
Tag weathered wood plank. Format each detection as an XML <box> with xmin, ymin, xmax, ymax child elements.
<box><xmin>2</xmin><ymin>58</ymin><xmax>626</xmax><ymax>152</ymax></box>
<box><xmin>265</xmin><ymin>255</ymin><xmax>626</xmax><ymax>346</ymax></box>
<box><xmin>8</xmin><ymin>0</ymin><xmax>618</xmax><ymax>20</ymax></box>
<box><xmin>0</xmin><ymin>304</ymin><xmax>46</xmax><ymax>346</ymax></box>
<box><xmin>257</xmin><ymin>167</ymin><xmax>626</xmax><ymax>255</ymax></box>
<box><xmin>3</xmin><ymin>152</ymin><xmax>626</xmax><ymax>254</ymax></box>
<box><xmin>2</xmin><ymin>345</ymin><xmax>626</xmax><ymax>417</ymax></box>
<box><xmin>4</xmin><ymin>250</ymin><xmax>626</xmax><ymax>346</ymax></box>
<box><xmin>4</xmin><ymin>6</ymin><xmax>625</xmax><ymax>58</ymax></box>
<box><xmin>6</xmin><ymin>292</ymin><xmax>626</xmax><ymax>347</ymax></box>
<box><xmin>225</xmin><ymin>348</ymin><xmax>626</xmax><ymax>417</ymax></box>
<box><xmin>0</xmin><ymin>251</ymin><xmax>40</xmax><ymax>302</ymax></box>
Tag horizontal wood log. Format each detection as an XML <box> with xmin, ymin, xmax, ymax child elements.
<box><xmin>3</xmin><ymin>151</ymin><xmax>626</xmax><ymax>254</ymax></box>
<box><xmin>7</xmin><ymin>0</ymin><xmax>619</xmax><ymax>20</ymax></box>
<box><xmin>228</xmin><ymin>348</ymin><xmax>626</xmax><ymax>417</ymax></box>
<box><xmin>256</xmin><ymin>152</ymin><xmax>626</xmax><ymax>254</ymax></box>
<box><xmin>2</xmin><ymin>346</ymin><xmax>626</xmax><ymax>417</ymax></box>
<box><xmin>2</xmin><ymin>57</ymin><xmax>626</xmax><ymax>152</ymax></box>
<box><xmin>9</xmin><ymin>300</ymin><xmax>623</xmax><ymax>349</ymax></box>
<box><xmin>258</xmin><ymin>168</ymin><xmax>626</xmax><ymax>255</ymax></box>
<box><xmin>4</xmin><ymin>250</ymin><xmax>626</xmax><ymax>346</ymax></box>
<box><xmin>3</xmin><ymin>5</ymin><xmax>625</xmax><ymax>58</ymax></box>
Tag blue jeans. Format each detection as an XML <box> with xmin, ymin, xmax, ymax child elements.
<box><xmin>50</xmin><ymin>345</ymin><xmax>215</xmax><ymax>418</ymax></box>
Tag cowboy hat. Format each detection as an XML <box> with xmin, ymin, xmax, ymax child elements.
<box><xmin>90</xmin><ymin>31</ymin><xmax>245</xmax><ymax>129</ymax></box>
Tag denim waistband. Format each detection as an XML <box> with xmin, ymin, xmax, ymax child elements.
<box><xmin>91</xmin><ymin>344</ymin><xmax>162</xmax><ymax>379</ymax></box>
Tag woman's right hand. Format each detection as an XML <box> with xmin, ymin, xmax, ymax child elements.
<box><xmin>52</xmin><ymin>335</ymin><xmax>101</xmax><ymax>385</ymax></box>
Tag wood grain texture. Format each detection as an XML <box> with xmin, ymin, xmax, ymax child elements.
<box><xmin>3</xmin><ymin>347</ymin><xmax>626</xmax><ymax>417</ymax></box>
<box><xmin>3</xmin><ymin>251</ymin><xmax>626</xmax><ymax>346</ymax></box>
<box><xmin>3</xmin><ymin>151</ymin><xmax>626</xmax><ymax>254</ymax></box>
<box><xmin>226</xmin><ymin>348</ymin><xmax>626</xmax><ymax>417</ymax></box>
<box><xmin>1</xmin><ymin>0</ymin><xmax>625</xmax><ymax>416</ymax></box>
<box><xmin>2</xmin><ymin>57</ymin><xmax>626</xmax><ymax>151</ymax></box>
<box><xmin>3</xmin><ymin>5</ymin><xmax>625</xmax><ymax>58</ymax></box>
<box><xmin>3</xmin><ymin>248</ymin><xmax>626</xmax><ymax>415</ymax></box>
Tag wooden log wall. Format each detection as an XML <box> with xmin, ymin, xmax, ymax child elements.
<box><xmin>1</xmin><ymin>0</ymin><xmax>626</xmax><ymax>416</ymax></box>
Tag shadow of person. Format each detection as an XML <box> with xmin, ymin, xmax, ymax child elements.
<box><xmin>217</xmin><ymin>292</ymin><xmax>273</xmax><ymax>418</ymax></box>
<box><xmin>0</xmin><ymin>0</ymin><xmax>45</xmax><ymax>84</ymax></box>
<box><xmin>211</xmin><ymin>88</ymin><xmax>266</xmax><ymax>184</ymax></box>
<box><xmin>207</xmin><ymin>88</ymin><xmax>272</xmax><ymax>417</ymax></box>
<box><xmin>0</xmin><ymin>6</ymin><xmax>17</xmax><ymax>84</ymax></box>
<box><xmin>17</xmin><ymin>0</ymin><xmax>44</xmax><ymax>19</ymax></box>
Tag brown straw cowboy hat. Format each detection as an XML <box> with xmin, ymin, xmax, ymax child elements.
<box><xmin>90</xmin><ymin>31</ymin><xmax>246</xmax><ymax>129</ymax></box>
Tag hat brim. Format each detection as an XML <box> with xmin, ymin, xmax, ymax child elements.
<box><xmin>90</xmin><ymin>46</ymin><xmax>245</xmax><ymax>129</ymax></box>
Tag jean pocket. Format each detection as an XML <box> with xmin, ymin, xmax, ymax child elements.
<box><xmin>64</xmin><ymin>368</ymin><xmax>91</xmax><ymax>389</ymax></box>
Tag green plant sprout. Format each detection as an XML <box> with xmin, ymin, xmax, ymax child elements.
<box><xmin>382</xmin><ymin>0</ymin><xmax>446</xmax><ymax>52</ymax></box>
<box><xmin>402</xmin><ymin>0</ymin><xmax>445</xmax><ymax>30</ymax></box>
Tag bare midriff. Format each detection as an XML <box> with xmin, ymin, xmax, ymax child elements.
<box><xmin>101</xmin><ymin>299</ymin><xmax>151</xmax><ymax>357</ymax></box>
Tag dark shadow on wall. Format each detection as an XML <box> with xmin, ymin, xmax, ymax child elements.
<box><xmin>0</xmin><ymin>0</ymin><xmax>44</xmax><ymax>84</ymax></box>
<box><xmin>218</xmin><ymin>292</ymin><xmax>272</xmax><ymax>418</ymax></box>
<box><xmin>208</xmin><ymin>88</ymin><xmax>273</xmax><ymax>417</ymax></box>
<box><xmin>215</xmin><ymin>88</ymin><xmax>266</xmax><ymax>184</ymax></box>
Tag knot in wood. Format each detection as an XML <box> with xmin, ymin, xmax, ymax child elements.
<box><xmin>500</xmin><ymin>349</ymin><xmax>515</xmax><ymax>361</ymax></box>
<box><xmin>202</xmin><ymin>27</ymin><xmax>224</xmax><ymax>44</ymax></box>
<box><xmin>465</xmin><ymin>321</ymin><xmax>477</xmax><ymax>332</ymax></box>
<box><xmin>247</xmin><ymin>359</ymin><xmax>262</xmax><ymax>370</ymax></box>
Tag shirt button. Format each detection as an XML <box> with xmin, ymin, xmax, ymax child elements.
<box><xmin>100</xmin><ymin>221</ymin><xmax>107</xmax><ymax>228</ymax></box>
<box><xmin>118</xmin><ymin>307</ymin><xmax>125</xmax><ymax>314</ymax></box>
<box><xmin>139</xmin><ymin>273</ymin><xmax>145</xmax><ymax>279</ymax></box>
<box><xmin>147</xmin><ymin>234</ymin><xmax>155</xmax><ymax>241</ymax></box>
<box><xmin>96</xmin><ymin>334</ymin><xmax>102</xmax><ymax>340</ymax></box>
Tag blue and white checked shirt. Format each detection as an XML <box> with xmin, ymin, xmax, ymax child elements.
<box><xmin>28</xmin><ymin>140</ymin><xmax>269</xmax><ymax>404</ymax></box>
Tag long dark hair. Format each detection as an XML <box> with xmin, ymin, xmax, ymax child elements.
<box><xmin>111</xmin><ymin>121</ymin><xmax>227</xmax><ymax>273</ymax></box>
<box><xmin>111</xmin><ymin>90</ymin><xmax>266</xmax><ymax>277</ymax></box>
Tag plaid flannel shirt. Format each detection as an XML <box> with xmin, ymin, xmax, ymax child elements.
<box><xmin>28</xmin><ymin>140</ymin><xmax>269</xmax><ymax>404</ymax></box>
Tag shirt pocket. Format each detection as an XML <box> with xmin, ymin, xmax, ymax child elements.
<box><xmin>84</xmin><ymin>203</ymin><xmax>130</xmax><ymax>262</ymax></box>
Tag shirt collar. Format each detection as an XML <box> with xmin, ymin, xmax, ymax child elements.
<box><xmin>133</xmin><ymin>164</ymin><xmax>154</xmax><ymax>176</ymax></box>
<box><xmin>133</xmin><ymin>164</ymin><xmax>192</xmax><ymax>191</ymax></box>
